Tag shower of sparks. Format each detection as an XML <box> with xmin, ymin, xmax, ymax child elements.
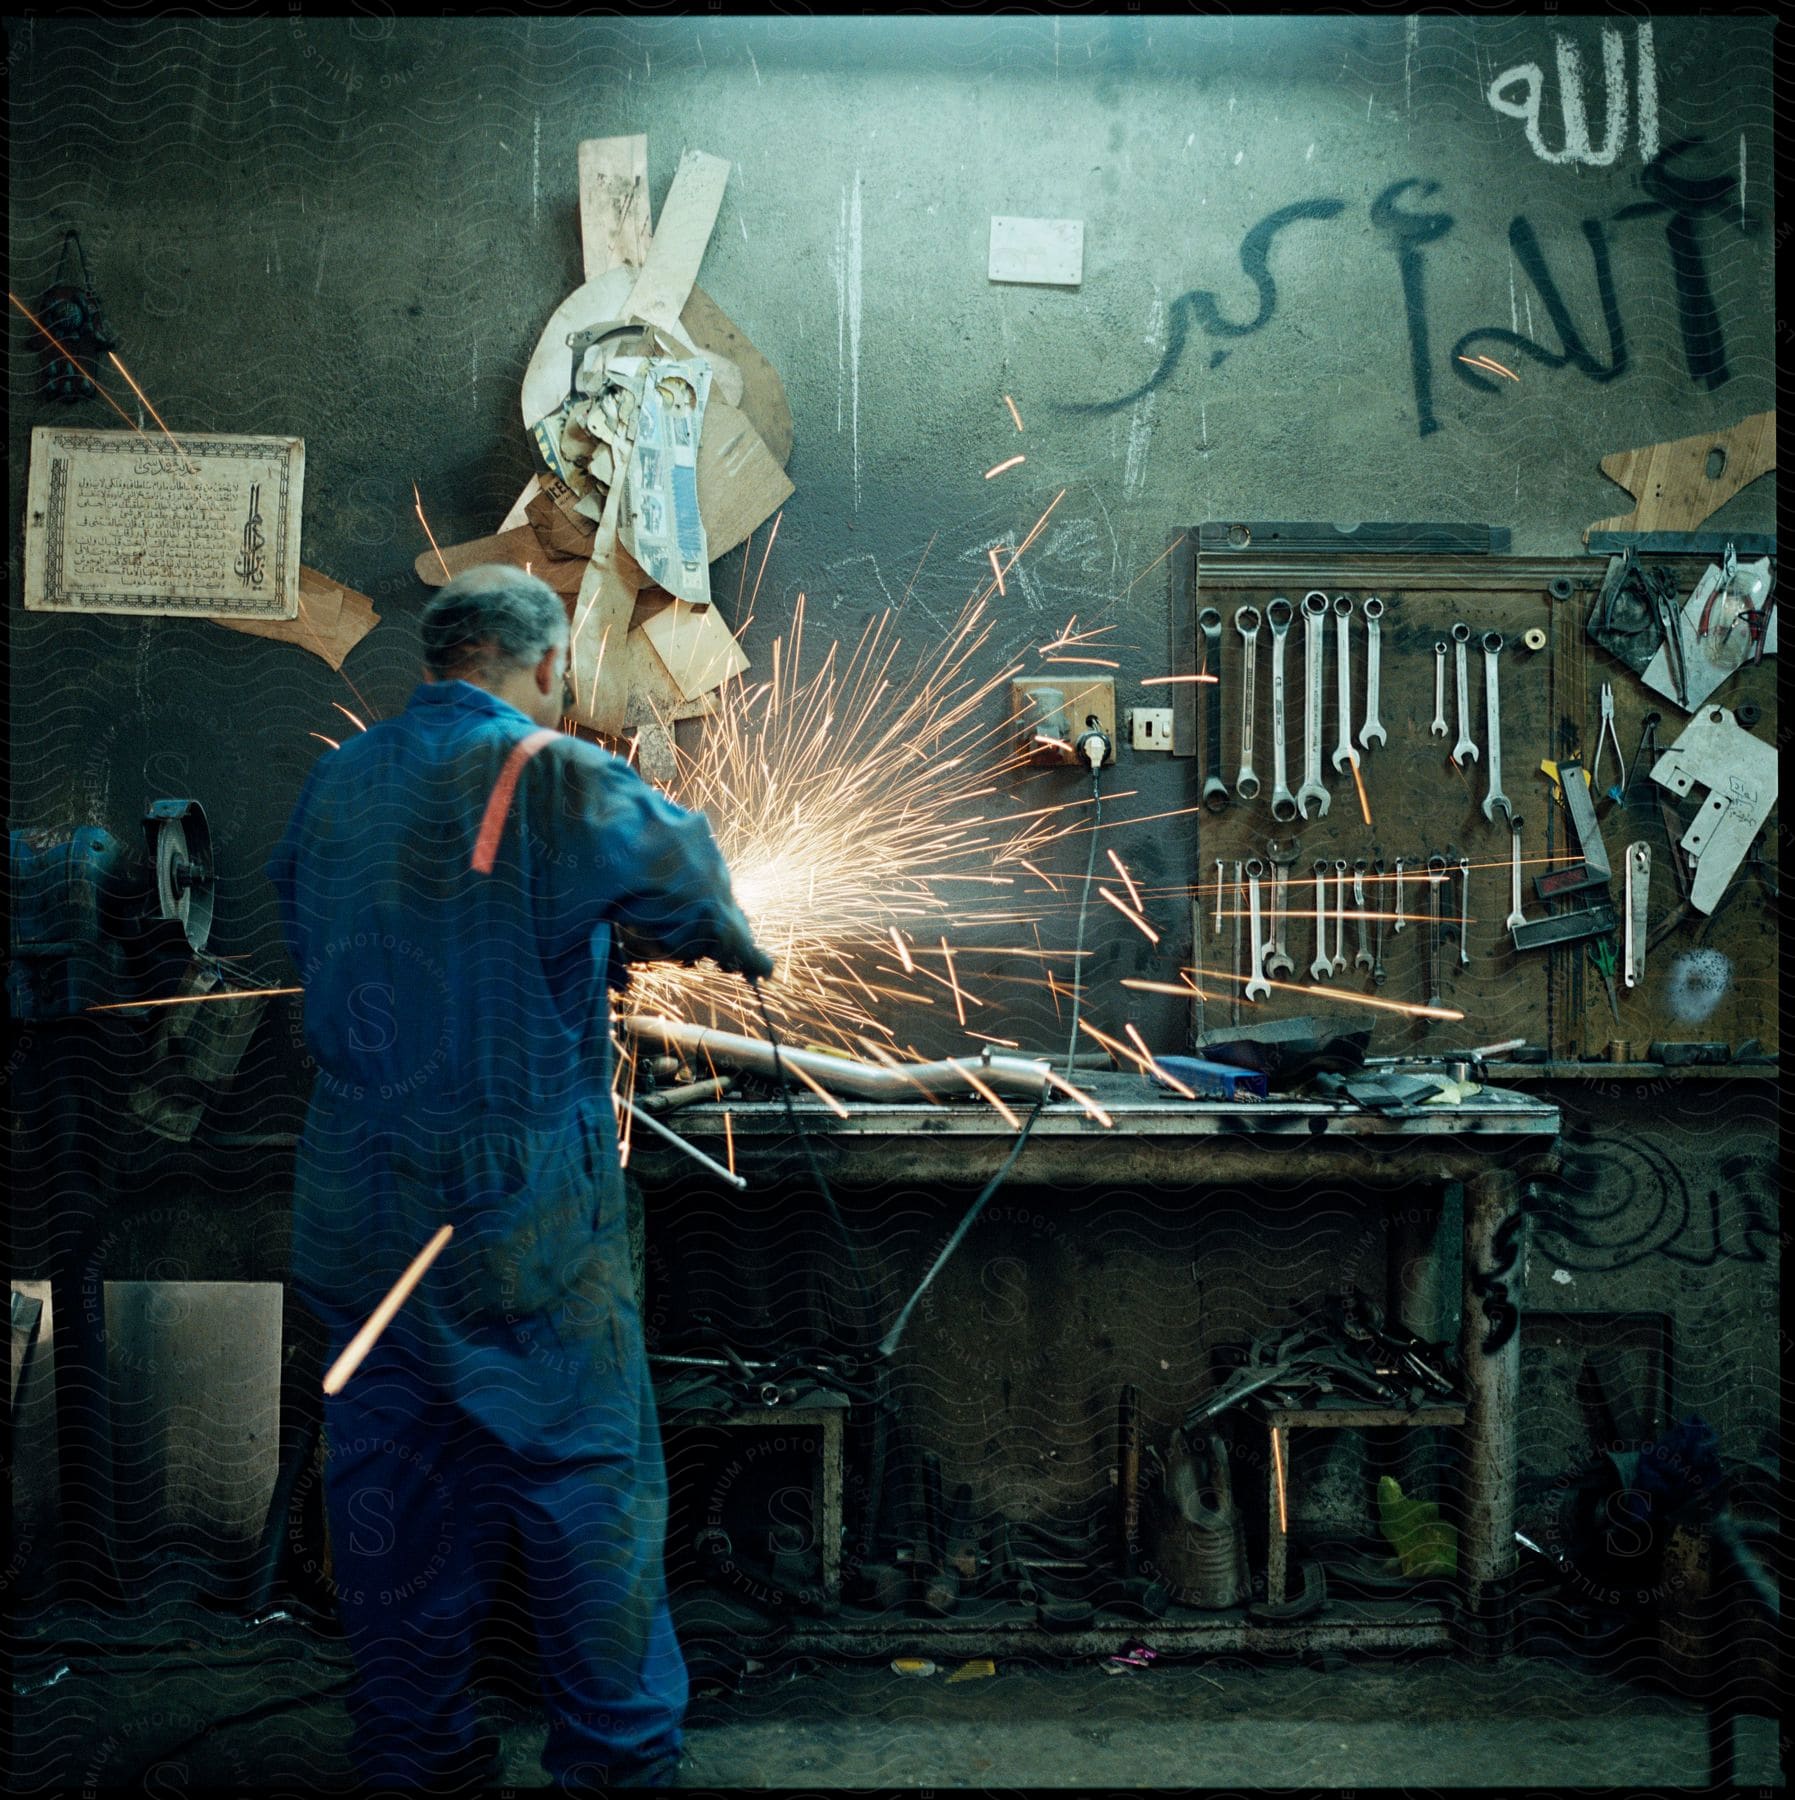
<box><xmin>413</xmin><ymin>481</ymin><xmax>451</xmax><ymax>580</ymax></box>
<box><xmin>1003</xmin><ymin>394</ymin><xmax>1024</xmax><ymax>431</ymax></box>
<box><xmin>984</xmin><ymin>454</ymin><xmax>1026</xmax><ymax>479</ymax></box>
<box><xmin>626</xmin><ymin>593</ymin><xmax>1081</xmax><ymax>1049</ymax></box>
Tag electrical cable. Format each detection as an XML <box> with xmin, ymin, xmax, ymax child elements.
<box><xmin>1063</xmin><ymin>754</ymin><xmax>1106</xmax><ymax>1078</ymax></box>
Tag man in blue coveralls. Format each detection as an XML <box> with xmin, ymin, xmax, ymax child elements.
<box><xmin>269</xmin><ymin>566</ymin><xmax>772</xmax><ymax>1791</ymax></box>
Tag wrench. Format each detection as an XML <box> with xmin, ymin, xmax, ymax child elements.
<box><xmin>1296</xmin><ymin>591</ymin><xmax>1331</xmax><ymax>819</ymax></box>
<box><xmin>1457</xmin><ymin>855</ymin><xmax>1472</xmax><ymax>967</ymax></box>
<box><xmin>1214</xmin><ymin>860</ymin><xmax>1225</xmax><ymax>936</ymax></box>
<box><xmin>1332</xmin><ymin>859</ymin><xmax>1349</xmax><ymax>973</ymax></box>
<box><xmin>1392</xmin><ymin>857</ymin><xmax>1406</xmax><ymax>935</ymax></box>
<box><xmin>1266</xmin><ymin>836</ymin><xmax>1299</xmax><ymax>978</ymax></box>
<box><xmin>1352</xmin><ymin>859</ymin><xmax>1373</xmax><ymax>972</ymax></box>
<box><xmin>1371</xmin><ymin>855</ymin><xmax>1388</xmax><ymax>985</ymax></box>
<box><xmin>1505</xmin><ymin>817</ymin><xmax>1526</xmax><ymax>935</ymax></box>
<box><xmin>1244</xmin><ymin>857</ymin><xmax>1271</xmax><ymax>1002</ymax></box>
<box><xmin>1234</xmin><ymin>607</ymin><xmax>1262</xmax><ymax>803</ymax></box>
<box><xmin>1480</xmin><ymin>631</ymin><xmax>1511</xmax><ymax>823</ymax></box>
<box><xmin>1199</xmin><ymin>608</ymin><xmax>1228</xmax><ymax>812</ymax></box>
<box><xmin>1623</xmin><ymin>843</ymin><xmax>1650</xmax><ymax>988</ymax></box>
<box><xmin>1359</xmin><ymin>597</ymin><xmax>1387</xmax><ymax>749</ymax></box>
<box><xmin>1309</xmin><ymin>858</ymin><xmax>1333</xmax><ymax>982</ymax></box>
<box><xmin>1430</xmin><ymin>642</ymin><xmax>1449</xmax><ymax>738</ymax></box>
<box><xmin>1230</xmin><ymin>859</ymin><xmax>1243</xmax><ymax>1025</ymax></box>
<box><xmin>1331</xmin><ymin>596</ymin><xmax>1360</xmax><ymax>772</ymax></box>
<box><xmin>1451</xmin><ymin>622</ymin><xmax>1479</xmax><ymax>764</ymax></box>
<box><xmin>1425</xmin><ymin>855</ymin><xmax>1447</xmax><ymax>1011</ymax></box>
<box><xmin>1266</xmin><ymin>598</ymin><xmax>1297</xmax><ymax>822</ymax></box>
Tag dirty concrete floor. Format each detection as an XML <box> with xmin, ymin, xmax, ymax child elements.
<box><xmin>9</xmin><ymin>1614</ymin><xmax>1783</xmax><ymax>1790</ymax></box>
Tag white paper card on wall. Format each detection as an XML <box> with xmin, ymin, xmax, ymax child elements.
<box><xmin>988</xmin><ymin>216</ymin><xmax>1084</xmax><ymax>288</ymax></box>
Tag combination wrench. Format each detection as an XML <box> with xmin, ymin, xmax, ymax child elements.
<box><xmin>1353</xmin><ymin>859</ymin><xmax>1373</xmax><ymax>974</ymax></box>
<box><xmin>1234</xmin><ymin>607</ymin><xmax>1262</xmax><ymax>803</ymax></box>
<box><xmin>1266</xmin><ymin>598</ymin><xmax>1297</xmax><ymax>822</ymax></box>
<box><xmin>1265</xmin><ymin>837</ymin><xmax>1299</xmax><ymax>978</ymax></box>
<box><xmin>1430</xmin><ymin>642</ymin><xmax>1449</xmax><ymax>738</ymax></box>
<box><xmin>1359</xmin><ymin>597</ymin><xmax>1387</xmax><ymax>749</ymax></box>
<box><xmin>1214</xmin><ymin>860</ymin><xmax>1225</xmax><ymax>937</ymax></box>
<box><xmin>1244</xmin><ymin>857</ymin><xmax>1271</xmax><ymax>1002</ymax></box>
<box><xmin>1425</xmin><ymin>855</ymin><xmax>1447</xmax><ymax>1011</ymax></box>
<box><xmin>1332</xmin><ymin>859</ymin><xmax>1350</xmax><ymax>973</ymax></box>
<box><xmin>1296</xmin><ymin>591</ymin><xmax>1331</xmax><ymax>818</ymax></box>
<box><xmin>1230</xmin><ymin>859</ymin><xmax>1243</xmax><ymax>1025</ymax></box>
<box><xmin>1457</xmin><ymin>855</ymin><xmax>1471</xmax><ymax>967</ymax></box>
<box><xmin>1331</xmin><ymin>596</ymin><xmax>1360</xmax><ymax>773</ymax></box>
<box><xmin>1199</xmin><ymin>608</ymin><xmax>1228</xmax><ymax>812</ymax></box>
<box><xmin>1371</xmin><ymin>856</ymin><xmax>1388</xmax><ymax>985</ymax></box>
<box><xmin>1451</xmin><ymin>622</ymin><xmax>1479</xmax><ymax>764</ymax></box>
<box><xmin>1505</xmin><ymin>817</ymin><xmax>1526</xmax><ymax>937</ymax></box>
<box><xmin>1480</xmin><ymin>632</ymin><xmax>1511</xmax><ymax>823</ymax></box>
<box><xmin>1392</xmin><ymin>857</ymin><xmax>1406</xmax><ymax>935</ymax></box>
<box><xmin>1309</xmin><ymin>858</ymin><xmax>1333</xmax><ymax>982</ymax></box>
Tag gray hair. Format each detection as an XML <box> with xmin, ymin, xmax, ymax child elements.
<box><xmin>420</xmin><ymin>565</ymin><xmax>568</xmax><ymax>680</ymax></box>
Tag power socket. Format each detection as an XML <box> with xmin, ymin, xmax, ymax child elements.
<box><xmin>1128</xmin><ymin>707</ymin><xmax>1175</xmax><ymax>751</ymax></box>
<box><xmin>1012</xmin><ymin>677</ymin><xmax>1117</xmax><ymax>766</ymax></box>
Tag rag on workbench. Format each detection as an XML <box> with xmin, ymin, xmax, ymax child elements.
<box><xmin>269</xmin><ymin>677</ymin><xmax>760</xmax><ymax>1787</ymax></box>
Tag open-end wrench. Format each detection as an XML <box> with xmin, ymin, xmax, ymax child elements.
<box><xmin>1430</xmin><ymin>643</ymin><xmax>1449</xmax><ymax>738</ymax></box>
<box><xmin>1457</xmin><ymin>855</ymin><xmax>1471</xmax><ymax>966</ymax></box>
<box><xmin>1230</xmin><ymin>859</ymin><xmax>1243</xmax><ymax>1025</ymax></box>
<box><xmin>1353</xmin><ymin>859</ymin><xmax>1373</xmax><ymax>973</ymax></box>
<box><xmin>1371</xmin><ymin>856</ymin><xmax>1388</xmax><ymax>985</ymax></box>
<box><xmin>1359</xmin><ymin>597</ymin><xmax>1387</xmax><ymax>749</ymax></box>
<box><xmin>1266</xmin><ymin>597</ymin><xmax>1296</xmax><ymax>822</ymax></box>
<box><xmin>1425</xmin><ymin>855</ymin><xmax>1447</xmax><ymax>1010</ymax></box>
<box><xmin>1331</xmin><ymin>596</ymin><xmax>1360</xmax><ymax>773</ymax></box>
<box><xmin>1199</xmin><ymin>608</ymin><xmax>1227</xmax><ymax>812</ymax></box>
<box><xmin>1332</xmin><ymin>859</ymin><xmax>1349</xmax><ymax>973</ymax></box>
<box><xmin>1480</xmin><ymin>631</ymin><xmax>1511</xmax><ymax>823</ymax></box>
<box><xmin>1505</xmin><ymin>817</ymin><xmax>1526</xmax><ymax>935</ymax></box>
<box><xmin>1392</xmin><ymin>857</ymin><xmax>1406</xmax><ymax>935</ymax></box>
<box><xmin>1451</xmin><ymin>623</ymin><xmax>1479</xmax><ymax>764</ymax></box>
<box><xmin>1623</xmin><ymin>842</ymin><xmax>1650</xmax><ymax>987</ymax></box>
<box><xmin>1309</xmin><ymin>858</ymin><xmax>1333</xmax><ymax>982</ymax></box>
<box><xmin>1266</xmin><ymin>836</ymin><xmax>1299</xmax><ymax>977</ymax></box>
<box><xmin>1234</xmin><ymin>607</ymin><xmax>1262</xmax><ymax>803</ymax></box>
<box><xmin>1214</xmin><ymin>860</ymin><xmax>1225</xmax><ymax>936</ymax></box>
<box><xmin>1296</xmin><ymin>592</ymin><xmax>1331</xmax><ymax>819</ymax></box>
<box><xmin>1244</xmin><ymin>857</ymin><xmax>1270</xmax><ymax>1002</ymax></box>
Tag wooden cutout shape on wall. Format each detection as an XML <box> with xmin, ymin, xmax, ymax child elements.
<box><xmin>1584</xmin><ymin>410</ymin><xmax>1775</xmax><ymax>541</ymax></box>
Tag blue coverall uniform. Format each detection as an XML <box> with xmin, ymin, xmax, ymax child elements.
<box><xmin>268</xmin><ymin>678</ymin><xmax>761</xmax><ymax>1789</ymax></box>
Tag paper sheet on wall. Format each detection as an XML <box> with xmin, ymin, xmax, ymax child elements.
<box><xmin>23</xmin><ymin>427</ymin><xmax>303</xmax><ymax>618</ymax></box>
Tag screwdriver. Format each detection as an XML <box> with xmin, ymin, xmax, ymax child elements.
<box><xmin>1587</xmin><ymin>935</ymin><xmax>1621</xmax><ymax>1022</ymax></box>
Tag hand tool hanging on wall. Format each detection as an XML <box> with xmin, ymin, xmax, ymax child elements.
<box><xmin>1592</xmin><ymin>683</ymin><xmax>1627</xmax><ymax>804</ymax></box>
<box><xmin>1297</xmin><ymin>592</ymin><xmax>1330</xmax><ymax>818</ymax></box>
<box><xmin>1392</xmin><ymin>858</ymin><xmax>1407</xmax><ymax>935</ymax></box>
<box><xmin>1230</xmin><ymin>860</ymin><xmax>1243</xmax><ymax>1025</ymax></box>
<box><xmin>1622</xmin><ymin>844</ymin><xmax>1650</xmax><ymax>988</ymax></box>
<box><xmin>1234</xmin><ymin>608</ymin><xmax>1262</xmax><ymax>803</ymax></box>
<box><xmin>1309</xmin><ymin>858</ymin><xmax>1333</xmax><ymax>983</ymax></box>
<box><xmin>1332</xmin><ymin>859</ymin><xmax>1350</xmax><ymax>975</ymax></box>
<box><xmin>1425</xmin><ymin>855</ymin><xmax>1446</xmax><ymax>1012</ymax></box>
<box><xmin>1587</xmin><ymin>936</ymin><xmax>1621</xmax><ymax>1022</ymax></box>
<box><xmin>1265</xmin><ymin>837</ymin><xmax>1298</xmax><ymax>978</ymax></box>
<box><xmin>1199</xmin><ymin>609</ymin><xmax>1227</xmax><ymax>812</ymax></box>
<box><xmin>1481</xmin><ymin>633</ymin><xmax>1511</xmax><ymax>823</ymax></box>
<box><xmin>1244</xmin><ymin>858</ymin><xmax>1270</xmax><ymax>1003</ymax></box>
<box><xmin>1450</xmin><ymin>623</ymin><xmax>1479</xmax><ymax>765</ymax></box>
<box><xmin>1505</xmin><ymin>818</ymin><xmax>1526</xmax><ymax>937</ymax></box>
<box><xmin>1266</xmin><ymin>598</ymin><xmax>1297</xmax><ymax>822</ymax></box>
<box><xmin>1430</xmin><ymin>643</ymin><xmax>1449</xmax><ymax>739</ymax></box>
<box><xmin>1360</xmin><ymin>597</ymin><xmax>1387</xmax><ymax>750</ymax></box>
<box><xmin>1352</xmin><ymin>859</ymin><xmax>1373</xmax><ymax>978</ymax></box>
<box><xmin>1511</xmin><ymin>760</ymin><xmax>1618</xmax><ymax>951</ymax></box>
<box><xmin>1331</xmin><ymin>597</ymin><xmax>1360</xmax><ymax>777</ymax></box>
<box><xmin>1457</xmin><ymin>857</ymin><xmax>1472</xmax><ymax>967</ymax></box>
<box><xmin>1371</xmin><ymin>855</ymin><xmax>1388</xmax><ymax>986</ymax></box>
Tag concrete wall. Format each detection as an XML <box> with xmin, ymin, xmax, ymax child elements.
<box><xmin>7</xmin><ymin>17</ymin><xmax>1779</xmax><ymax>1568</ymax></box>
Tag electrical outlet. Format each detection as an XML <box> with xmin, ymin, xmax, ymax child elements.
<box><xmin>1129</xmin><ymin>707</ymin><xmax>1175</xmax><ymax>751</ymax></box>
<box><xmin>1011</xmin><ymin>677</ymin><xmax>1117</xmax><ymax>765</ymax></box>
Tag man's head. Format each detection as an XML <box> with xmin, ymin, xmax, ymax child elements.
<box><xmin>420</xmin><ymin>566</ymin><xmax>571</xmax><ymax>728</ymax></box>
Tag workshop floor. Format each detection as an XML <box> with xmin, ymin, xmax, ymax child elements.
<box><xmin>10</xmin><ymin>1611</ymin><xmax>1783</xmax><ymax>1789</ymax></box>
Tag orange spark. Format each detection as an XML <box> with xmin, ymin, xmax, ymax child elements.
<box><xmin>1120</xmin><ymin>975</ymin><xmax>1210</xmax><ymax>1000</ymax></box>
<box><xmin>412</xmin><ymin>481</ymin><xmax>451</xmax><ymax>580</ymax></box>
<box><xmin>1041</xmin><ymin>1066</ymin><xmax>1114</xmax><ymax>1128</ymax></box>
<box><xmin>988</xmin><ymin>547</ymin><xmax>1008</xmax><ymax>595</ymax></box>
<box><xmin>331</xmin><ymin>702</ymin><xmax>368</xmax><ymax>733</ymax></box>
<box><xmin>723</xmin><ymin>1111</ymin><xmax>736</xmax><ymax>1176</ymax></box>
<box><xmin>1123</xmin><ymin>1020</ymin><xmax>1198</xmax><ymax>1098</ymax></box>
<box><xmin>107</xmin><ymin>353</ymin><xmax>194</xmax><ymax>470</ymax></box>
<box><xmin>1124</xmin><ymin>532</ymin><xmax>1189</xmax><ymax>595</ymax></box>
<box><xmin>952</xmin><ymin>1065</ymin><xmax>1021</xmax><ymax>1129</ymax></box>
<box><xmin>941</xmin><ymin>936</ymin><xmax>967</xmax><ymax>1026</ymax></box>
<box><xmin>1106</xmin><ymin>849</ymin><xmax>1144</xmax><ymax>912</ymax></box>
<box><xmin>984</xmin><ymin>454</ymin><xmax>1026</xmax><ymax>479</ymax></box>
<box><xmin>1043</xmin><ymin>656</ymin><xmax>1120</xmax><ymax>668</ymax></box>
<box><xmin>1139</xmin><ymin>673</ymin><xmax>1218</xmax><ymax>685</ymax></box>
<box><xmin>888</xmin><ymin>926</ymin><xmax>915</xmax><ymax>972</ymax></box>
<box><xmin>86</xmin><ymin>984</ymin><xmax>301</xmax><ymax>1013</ymax></box>
<box><xmin>1003</xmin><ymin>394</ymin><xmax>1024</xmax><ymax>432</ymax></box>
<box><xmin>787</xmin><ymin>1058</ymin><xmax>852</xmax><ymax>1119</ymax></box>
<box><xmin>1350</xmin><ymin>758</ymin><xmax>1372</xmax><ymax>825</ymax></box>
<box><xmin>1018</xmin><ymin>858</ymin><xmax>1061</xmax><ymax>894</ymax></box>
<box><xmin>1098</xmin><ymin>886</ymin><xmax>1160</xmax><ymax>945</ymax></box>
<box><xmin>965</xmin><ymin>1030</ymin><xmax>1021</xmax><ymax>1048</ymax></box>
<box><xmin>309</xmin><ymin>732</ymin><xmax>340</xmax><ymax>749</ymax></box>
<box><xmin>1272</xmin><ymin>1425</ymin><xmax>1288</xmax><ymax>1532</ymax></box>
<box><xmin>1459</xmin><ymin>353</ymin><xmax>1520</xmax><ymax>381</ymax></box>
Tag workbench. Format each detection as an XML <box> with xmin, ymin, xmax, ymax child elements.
<box><xmin>629</xmin><ymin>1080</ymin><xmax>1561</xmax><ymax>1655</ymax></box>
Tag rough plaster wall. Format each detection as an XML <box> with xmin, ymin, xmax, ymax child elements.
<box><xmin>7</xmin><ymin>18</ymin><xmax>1778</xmax><ymax>1551</ymax></box>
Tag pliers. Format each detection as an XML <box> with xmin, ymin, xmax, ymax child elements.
<box><xmin>1591</xmin><ymin>683</ymin><xmax>1626</xmax><ymax>802</ymax></box>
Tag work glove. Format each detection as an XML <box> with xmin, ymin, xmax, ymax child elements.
<box><xmin>725</xmin><ymin>939</ymin><xmax>776</xmax><ymax>983</ymax></box>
